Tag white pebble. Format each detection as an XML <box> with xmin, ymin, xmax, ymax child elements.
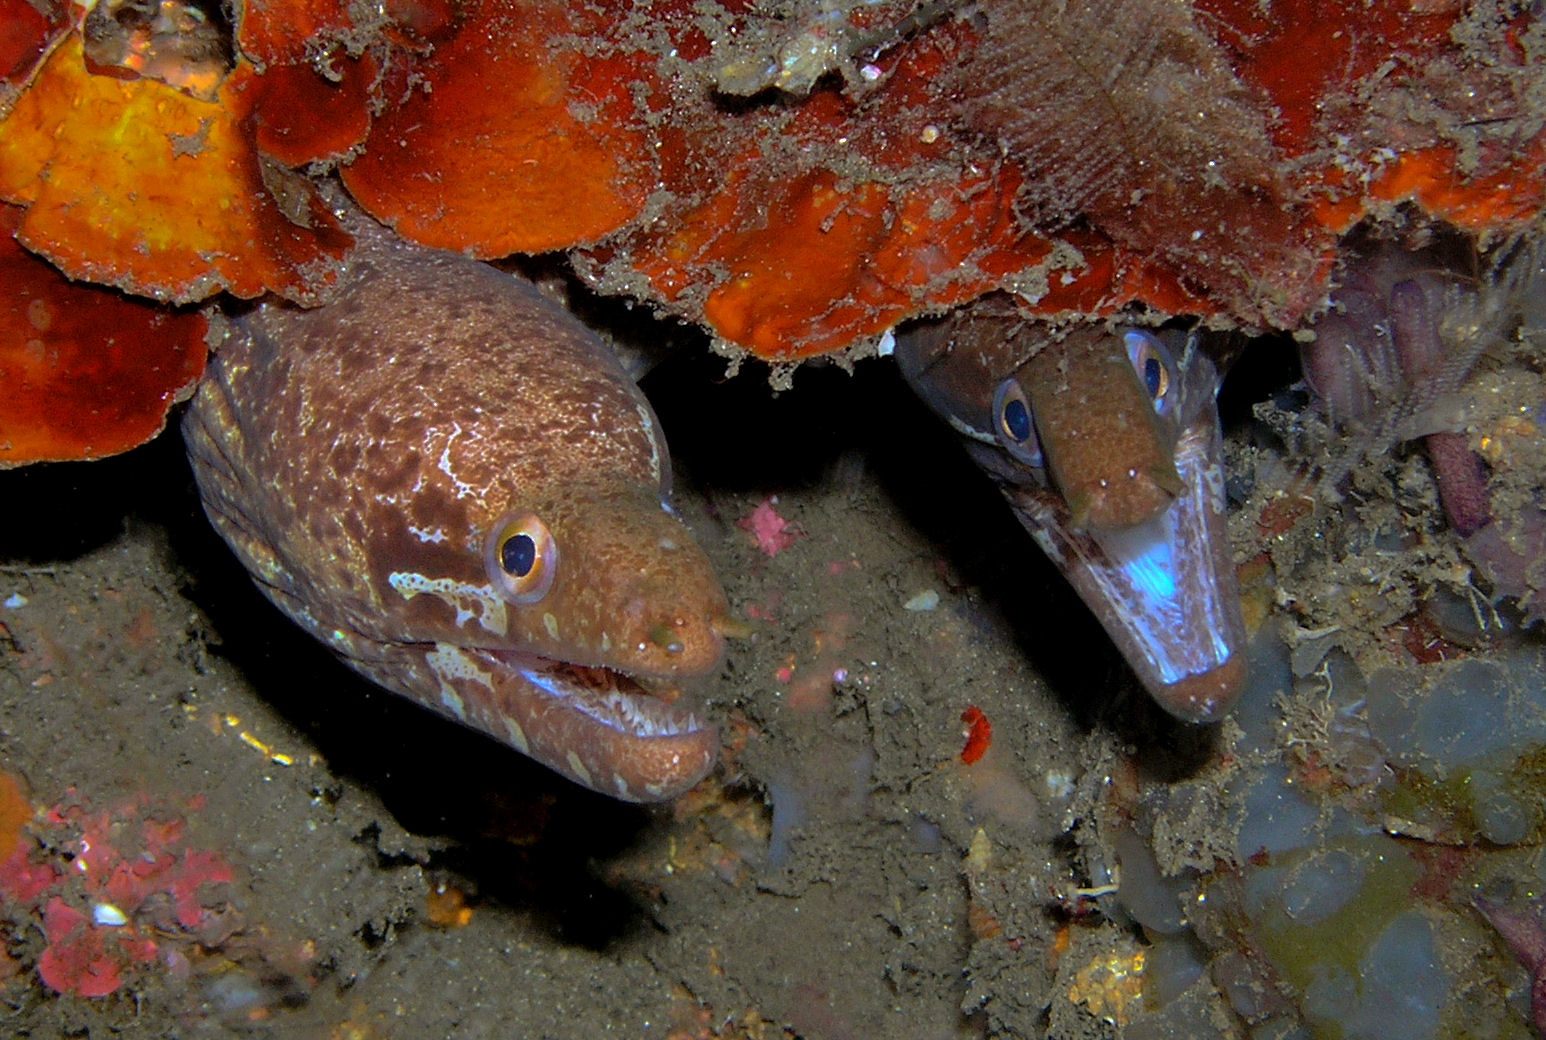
<box><xmin>903</xmin><ymin>589</ymin><xmax>940</xmax><ymax>612</ymax></box>
<box><xmin>92</xmin><ymin>902</ymin><xmax>128</xmax><ymax>927</ymax></box>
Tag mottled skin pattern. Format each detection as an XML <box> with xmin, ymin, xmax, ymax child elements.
<box><xmin>1024</xmin><ymin>331</ymin><xmax>1185</xmax><ymax>531</ymax></box>
<box><xmin>183</xmin><ymin>229</ymin><xmax>729</xmax><ymax>802</ymax></box>
<box><xmin>898</xmin><ymin>297</ymin><xmax>1246</xmax><ymax>721</ymax></box>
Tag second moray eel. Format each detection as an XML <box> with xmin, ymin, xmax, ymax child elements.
<box><xmin>897</xmin><ymin>298</ymin><xmax>1246</xmax><ymax>721</ymax></box>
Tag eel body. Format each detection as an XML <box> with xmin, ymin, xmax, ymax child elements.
<box><xmin>897</xmin><ymin>299</ymin><xmax>1246</xmax><ymax>721</ymax></box>
<box><xmin>182</xmin><ymin>232</ymin><xmax>729</xmax><ymax>802</ymax></box>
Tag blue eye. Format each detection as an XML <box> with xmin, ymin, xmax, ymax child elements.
<box><xmin>1125</xmin><ymin>330</ymin><xmax>1174</xmax><ymax>413</ymax></box>
<box><xmin>1142</xmin><ymin>356</ymin><xmax>1163</xmax><ymax>398</ymax></box>
<box><xmin>1002</xmin><ymin>395</ymin><xmax>1032</xmax><ymax>443</ymax></box>
<box><xmin>990</xmin><ymin>377</ymin><xmax>1042</xmax><ymax>468</ymax></box>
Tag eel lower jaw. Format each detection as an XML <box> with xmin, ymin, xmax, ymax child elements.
<box><xmin>1150</xmin><ymin>653</ymin><xmax>1248</xmax><ymax>724</ymax></box>
<box><xmin>1007</xmin><ymin>421</ymin><xmax>1248</xmax><ymax>723</ymax></box>
<box><xmin>467</xmin><ymin>647</ymin><xmax>719</xmax><ymax>803</ymax></box>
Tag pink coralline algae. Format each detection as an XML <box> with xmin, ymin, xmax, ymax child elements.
<box><xmin>35</xmin><ymin>898</ymin><xmax>159</xmax><ymax>998</ymax></box>
<box><xmin>738</xmin><ymin>497</ymin><xmax>802</xmax><ymax>558</ymax></box>
<box><xmin>0</xmin><ymin>789</ymin><xmax>239</xmax><ymax>997</ymax></box>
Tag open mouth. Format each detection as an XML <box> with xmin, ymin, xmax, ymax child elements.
<box><xmin>1007</xmin><ymin>418</ymin><xmax>1247</xmax><ymax>723</ymax></box>
<box><xmin>492</xmin><ymin>653</ymin><xmax>710</xmax><ymax>740</ymax></box>
<box><xmin>441</xmin><ymin>646</ymin><xmax>720</xmax><ymax>803</ymax></box>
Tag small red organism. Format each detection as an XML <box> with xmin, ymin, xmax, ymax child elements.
<box><xmin>960</xmin><ymin>706</ymin><xmax>992</xmax><ymax>764</ymax></box>
<box><xmin>737</xmin><ymin>496</ymin><xmax>801</xmax><ymax>557</ymax></box>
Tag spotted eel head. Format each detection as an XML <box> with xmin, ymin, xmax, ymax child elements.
<box><xmin>185</xmin><ymin>234</ymin><xmax>732</xmax><ymax>801</ymax></box>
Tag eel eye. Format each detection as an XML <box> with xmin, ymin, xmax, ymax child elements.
<box><xmin>990</xmin><ymin>377</ymin><xmax>1043</xmax><ymax>468</ymax></box>
<box><xmin>484</xmin><ymin>513</ymin><xmax>558</xmax><ymax>604</ymax></box>
<box><xmin>1125</xmin><ymin>330</ymin><xmax>1175</xmax><ymax>415</ymax></box>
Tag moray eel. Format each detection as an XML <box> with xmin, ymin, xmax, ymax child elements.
<box><xmin>896</xmin><ymin>298</ymin><xmax>1246</xmax><ymax>721</ymax></box>
<box><xmin>182</xmin><ymin>230</ymin><xmax>729</xmax><ymax>801</ymax></box>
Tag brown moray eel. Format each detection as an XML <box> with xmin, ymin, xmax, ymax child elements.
<box><xmin>182</xmin><ymin>230</ymin><xmax>729</xmax><ymax>802</ymax></box>
<box><xmin>896</xmin><ymin>298</ymin><xmax>1247</xmax><ymax>721</ymax></box>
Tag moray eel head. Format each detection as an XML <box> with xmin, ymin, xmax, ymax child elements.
<box><xmin>898</xmin><ymin>301</ymin><xmax>1247</xmax><ymax>722</ymax></box>
<box><xmin>184</xmin><ymin>231</ymin><xmax>729</xmax><ymax>801</ymax></box>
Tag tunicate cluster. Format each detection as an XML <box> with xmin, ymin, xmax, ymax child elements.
<box><xmin>1091</xmin><ymin>620</ymin><xmax>1546</xmax><ymax>1037</ymax></box>
<box><xmin>1369</xmin><ymin>644</ymin><xmax>1546</xmax><ymax>846</ymax></box>
<box><xmin>1299</xmin><ymin>912</ymin><xmax>1446</xmax><ymax>1039</ymax></box>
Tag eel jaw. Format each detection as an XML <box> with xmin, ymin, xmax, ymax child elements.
<box><xmin>1006</xmin><ymin>420</ymin><xmax>1248</xmax><ymax>723</ymax></box>
<box><xmin>428</xmin><ymin>645</ymin><xmax>719</xmax><ymax>803</ymax></box>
